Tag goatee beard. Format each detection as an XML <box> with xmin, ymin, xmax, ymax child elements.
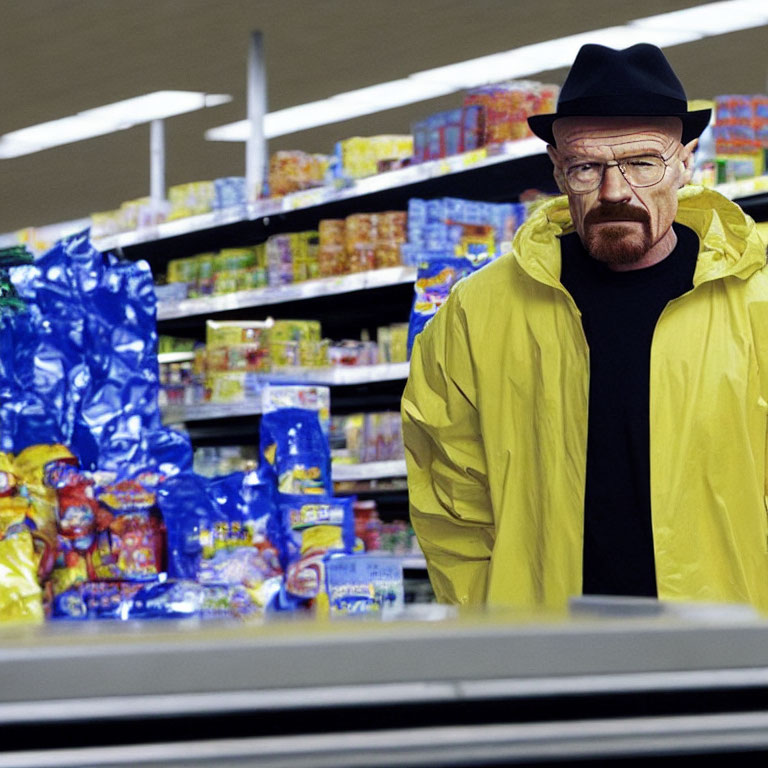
<box><xmin>582</xmin><ymin>205</ymin><xmax>651</xmax><ymax>266</ymax></box>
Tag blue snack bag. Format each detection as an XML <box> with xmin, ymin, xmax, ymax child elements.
<box><xmin>407</xmin><ymin>257</ymin><xmax>477</xmax><ymax>356</ymax></box>
<box><xmin>9</xmin><ymin>230</ymin><xmax>163</xmax><ymax>471</ymax></box>
<box><xmin>198</xmin><ymin>471</ymin><xmax>282</xmax><ymax>590</ymax></box>
<box><xmin>157</xmin><ymin>472</ymin><xmax>217</xmax><ymax>581</ymax></box>
<box><xmin>279</xmin><ymin>494</ymin><xmax>355</xmax><ymax>602</ymax></box>
<box><xmin>259</xmin><ymin>408</ymin><xmax>331</xmax><ymax>495</ymax></box>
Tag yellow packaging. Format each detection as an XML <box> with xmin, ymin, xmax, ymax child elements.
<box><xmin>270</xmin><ymin>320</ymin><xmax>321</xmax><ymax>343</ymax></box>
<box><xmin>167</xmin><ymin>256</ymin><xmax>199</xmax><ymax>285</ymax></box>
<box><xmin>206</xmin><ymin>319</ymin><xmax>274</xmax><ymax>348</ymax></box>
<box><xmin>213</xmin><ymin>270</ymin><xmax>239</xmax><ymax>295</ymax></box>
<box><xmin>0</xmin><ymin>499</ymin><xmax>43</xmax><ymax>623</ymax></box>
<box><xmin>208</xmin><ymin>372</ymin><xmax>263</xmax><ymax>403</ymax></box>
<box><xmin>389</xmin><ymin>324</ymin><xmax>409</xmax><ymax>363</ymax></box>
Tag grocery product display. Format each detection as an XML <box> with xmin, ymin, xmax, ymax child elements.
<box><xmin>0</xmin><ymin>232</ymin><xmax>407</xmax><ymax>624</ymax></box>
<box><xmin>154</xmin><ymin>208</ymin><xmax>410</xmax><ymax>306</ymax></box>
<box><xmin>335</xmin><ymin>135</ymin><xmax>414</xmax><ymax>178</ymax></box>
<box><xmin>403</xmin><ymin>195</ymin><xmax>535</xmax><ymax>351</ymax></box>
<box><xmin>267</xmin><ymin>150</ymin><xmax>333</xmax><ymax>197</ymax></box>
<box><xmin>158</xmin><ymin>318</ymin><xmax>409</xmax><ymax>408</ymax></box>
<box><xmin>712</xmin><ymin>93</ymin><xmax>768</xmax><ymax>182</ymax></box>
<box><xmin>81</xmin><ymin>82</ymin><xmax>557</xmax><ymax>245</ymax></box>
<box><xmin>412</xmin><ymin>80</ymin><xmax>559</xmax><ymax>163</ymax></box>
<box><xmin>331</xmin><ymin>411</ymin><xmax>404</xmax><ymax>465</ymax></box>
<box><xmin>319</xmin><ymin>209</ymin><xmax>408</xmax><ymax>274</ymax></box>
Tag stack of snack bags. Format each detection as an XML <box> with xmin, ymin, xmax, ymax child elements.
<box><xmin>0</xmin><ymin>234</ymin><xmax>402</xmax><ymax>623</ymax></box>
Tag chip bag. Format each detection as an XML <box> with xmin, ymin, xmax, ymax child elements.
<box><xmin>259</xmin><ymin>408</ymin><xmax>331</xmax><ymax>495</ymax></box>
<box><xmin>279</xmin><ymin>494</ymin><xmax>355</xmax><ymax>604</ymax></box>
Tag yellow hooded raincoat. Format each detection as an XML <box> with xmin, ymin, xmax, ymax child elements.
<box><xmin>402</xmin><ymin>186</ymin><xmax>768</xmax><ymax>612</ymax></box>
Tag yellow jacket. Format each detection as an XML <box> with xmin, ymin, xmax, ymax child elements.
<box><xmin>403</xmin><ymin>186</ymin><xmax>768</xmax><ymax>611</ymax></box>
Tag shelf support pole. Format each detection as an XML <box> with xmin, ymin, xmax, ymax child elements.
<box><xmin>246</xmin><ymin>30</ymin><xmax>267</xmax><ymax>203</ymax></box>
<box><xmin>150</xmin><ymin>118</ymin><xmax>166</xmax><ymax>221</ymax></box>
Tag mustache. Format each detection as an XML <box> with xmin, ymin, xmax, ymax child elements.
<box><xmin>584</xmin><ymin>205</ymin><xmax>650</xmax><ymax>226</ymax></box>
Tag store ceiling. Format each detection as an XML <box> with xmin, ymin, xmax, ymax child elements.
<box><xmin>0</xmin><ymin>0</ymin><xmax>766</xmax><ymax>234</ymax></box>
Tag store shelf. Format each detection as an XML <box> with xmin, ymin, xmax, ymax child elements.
<box><xmin>157</xmin><ymin>350</ymin><xmax>196</xmax><ymax>364</ymax></box>
<box><xmin>157</xmin><ymin>266</ymin><xmax>417</xmax><ymax>320</ymax></box>
<box><xmin>161</xmin><ymin>364</ymin><xmax>408</xmax><ymax>424</ymax></box>
<box><xmin>260</xmin><ymin>361</ymin><xmax>409</xmax><ymax>386</ymax></box>
<box><xmin>162</xmin><ymin>399</ymin><xmax>263</xmax><ymax>423</ymax></box>
<box><xmin>94</xmin><ymin>139</ymin><xmax>547</xmax><ymax>254</ymax></box>
<box><xmin>332</xmin><ymin>459</ymin><xmax>407</xmax><ymax>481</ymax></box>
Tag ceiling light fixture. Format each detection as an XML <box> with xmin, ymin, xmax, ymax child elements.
<box><xmin>206</xmin><ymin>0</ymin><xmax>768</xmax><ymax>142</ymax></box>
<box><xmin>0</xmin><ymin>91</ymin><xmax>232</xmax><ymax>159</ymax></box>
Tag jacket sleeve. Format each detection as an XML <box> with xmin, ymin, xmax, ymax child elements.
<box><xmin>401</xmin><ymin>290</ymin><xmax>495</xmax><ymax>605</ymax></box>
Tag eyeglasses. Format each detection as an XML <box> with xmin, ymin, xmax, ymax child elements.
<box><xmin>563</xmin><ymin>153</ymin><xmax>674</xmax><ymax>194</ymax></box>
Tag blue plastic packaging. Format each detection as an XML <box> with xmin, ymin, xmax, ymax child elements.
<box><xmin>407</xmin><ymin>257</ymin><xmax>477</xmax><ymax>355</ymax></box>
<box><xmin>8</xmin><ymin>229</ymin><xmax>192</xmax><ymax>475</ymax></box>
<box><xmin>259</xmin><ymin>408</ymin><xmax>331</xmax><ymax>495</ymax></box>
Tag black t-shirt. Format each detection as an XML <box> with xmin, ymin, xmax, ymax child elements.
<box><xmin>559</xmin><ymin>223</ymin><xmax>699</xmax><ymax>597</ymax></box>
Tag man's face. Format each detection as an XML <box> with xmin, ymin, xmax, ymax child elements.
<box><xmin>547</xmin><ymin>117</ymin><xmax>697</xmax><ymax>267</ymax></box>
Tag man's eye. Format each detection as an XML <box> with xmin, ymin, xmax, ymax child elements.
<box><xmin>568</xmin><ymin>163</ymin><xmax>598</xmax><ymax>174</ymax></box>
<box><xmin>625</xmin><ymin>158</ymin><xmax>657</xmax><ymax>168</ymax></box>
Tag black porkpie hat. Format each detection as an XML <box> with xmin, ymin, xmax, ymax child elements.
<box><xmin>527</xmin><ymin>43</ymin><xmax>712</xmax><ymax>146</ymax></box>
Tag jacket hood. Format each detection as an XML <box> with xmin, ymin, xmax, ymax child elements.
<box><xmin>512</xmin><ymin>185</ymin><xmax>767</xmax><ymax>287</ymax></box>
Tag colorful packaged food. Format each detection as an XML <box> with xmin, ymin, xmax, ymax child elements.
<box><xmin>353</xmin><ymin>500</ymin><xmax>382</xmax><ymax>552</ymax></box>
<box><xmin>206</xmin><ymin>319</ymin><xmax>273</xmax><ymax>349</ymax></box>
<box><xmin>0</xmin><ymin>479</ymin><xmax>43</xmax><ymax>622</ymax></box>
<box><xmin>89</xmin><ymin>480</ymin><xmax>165</xmax><ymax>582</ymax></box>
<box><xmin>259</xmin><ymin>408</ymin><xmax>331</xmax><ymax>496</ymax></box>
<box><xmin>407</xmin><ymin>257</ymin><xmax>478</xmax><ymax>355</ymax></box>
<box><xmin>279</xmin><ymin>495</ymin><xmax>356</xmax><ymax>597</ymax></box>
<box><xmin>318</xmin><ymin>245</ymin><xmax>348</xmax><ymax>276</ymax></box>
<box><xmin>260</xmin><ymin>384</ymin><xmax>331</xmax><ymax>438</ymax></box>
<box><xmin>318</xmin><ymin>219</ymin><xmax>346</xmax><ymax>248</ymax></box>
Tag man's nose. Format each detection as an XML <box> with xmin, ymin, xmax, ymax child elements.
<box><xmin>598</xmin><ymin>164</ymin><xmax>633</xmax><ymax>203</ymax></box>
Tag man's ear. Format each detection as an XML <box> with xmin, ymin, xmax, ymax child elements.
<box><xmin>547</xmin><ymin>145</ymin><xmax>567</xmax><ymax>194</ymax></box>
<box><xmin>679</xmin><ymin>138</ymin><xmax>699</xmax><ymax>186</ymax></box>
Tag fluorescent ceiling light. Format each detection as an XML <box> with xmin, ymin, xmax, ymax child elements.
<box><xmin>0</xmin><ymin>91</ymin><xmax>231</xmax><ymax>159</ymax></box>
<box><xmin>206</xmin><ymin>0</ymin><xmax>767</xmax><ymax>143</ymax></box>
<box><xmin>633</xmin><ymin>0</ymin><xmax>768</xmax><ymax>36</ymax></box>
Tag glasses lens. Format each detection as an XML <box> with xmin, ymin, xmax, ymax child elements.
<box><xmin>565</xmin><ymin>162</ymin><xmax>602</xmax><ymax>192</ymax></box>
<box><xmin>621</xmin><ymin>156</ymin><xmax>666</xmax><ymax>187</ymax></box>
<box><xmin>564</xmin><ymin>156</ymin><xmax>666</xmax><ymax>192</ymax></box>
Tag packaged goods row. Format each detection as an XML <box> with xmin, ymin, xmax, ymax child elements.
<box><xmin>153</xmin><ymin>209</ymin><xmax>409</xmax><ymax>304</ymax></box>
<box><xmin>331</xmin><ymin>411</ymin><xmax>405</xmax><ymax>465</ymax></box>
<box><xmin>412</xmin><ymin>80</ymin><xmax>559</xmax><ymax>162</ymax></box>
<box><xmin>159</xmin><ymin>320</ymin><xmax>409</xmax><ymax>407</ymax></box>
<box><xmin>154</xmin><ymin>195</ymin><xmax>536</xmax><ymax>312</ymax></box>
<box><xmin>85</xmin><ymin>78</ymin><xmax>558</xmax><ymax>241</ymax></box>
<box><xmin>691</xmin><ymin>94</ymin><xmax>768</xmax><ymax>185</ymax></box>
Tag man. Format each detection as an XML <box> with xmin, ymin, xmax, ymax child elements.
<box><xmin>402</xmin><ymin>43</ymin><xmax>768</xmax><ymax>611</ymax></box>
